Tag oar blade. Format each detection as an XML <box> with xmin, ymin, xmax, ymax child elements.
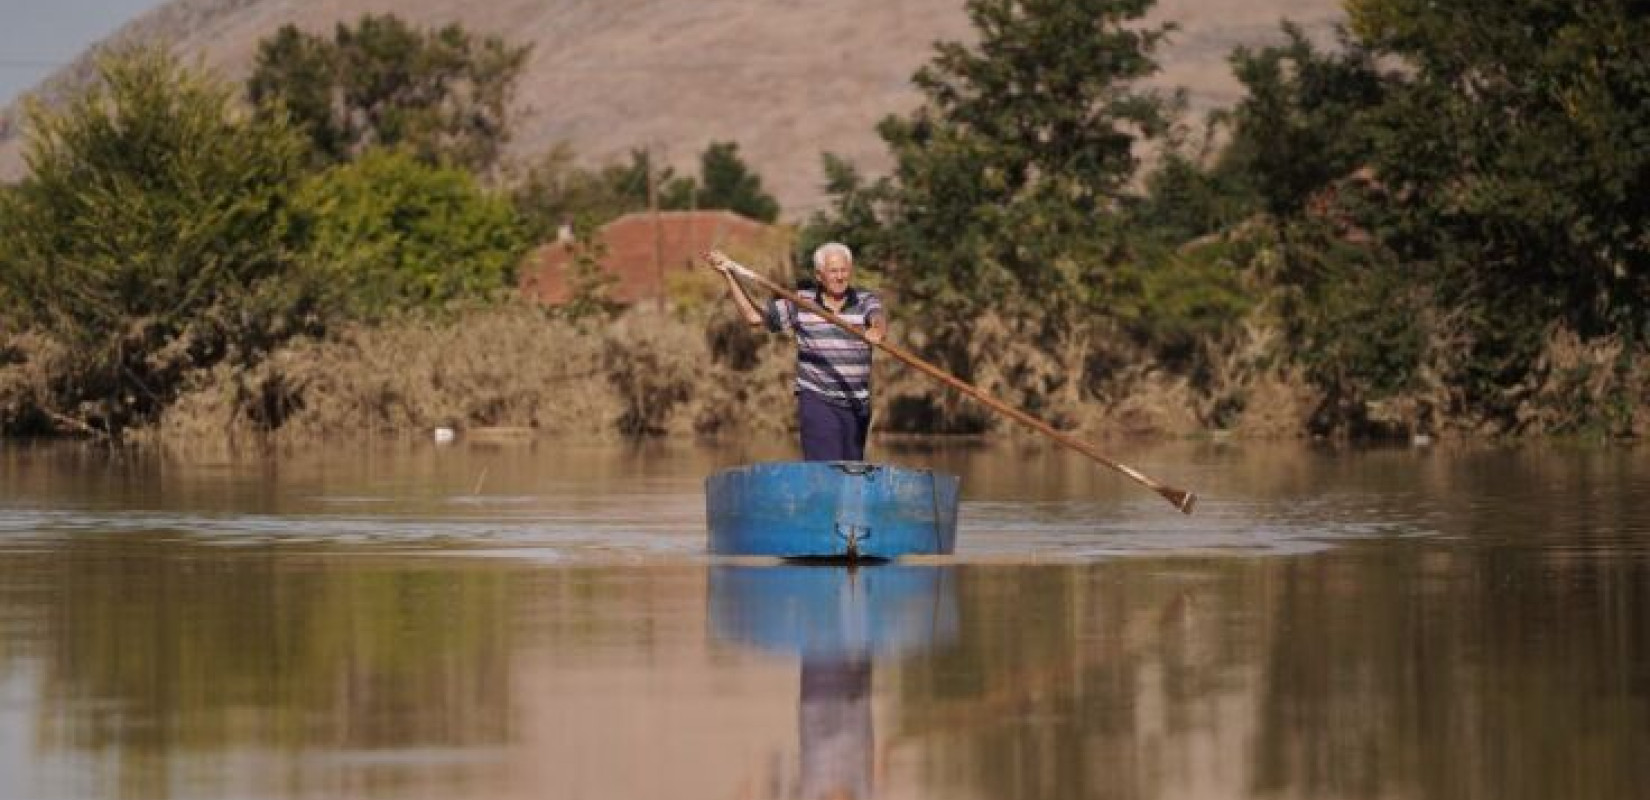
<box><xmin>1158</xmin><ymin>486</ymin><xmax>1197</xmax><ymax>515</ymax></box>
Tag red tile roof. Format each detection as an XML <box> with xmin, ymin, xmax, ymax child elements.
<box><xmin>519</xmin><ymin>210</ymin><xmax>786</xmax><ymax>305</ymax></box>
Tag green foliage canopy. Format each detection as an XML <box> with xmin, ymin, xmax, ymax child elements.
<box><xmin>1125</xmin><ymin>1</ymin><xmax>1650</xmax><ymax>434</ymax></box>
<box><xmin>0</xmin><ymin>48</ymin><xmax>313</xmax><ymax>435</ymax></box>
<box><xmin>248</xmin><ymin>14</ymin><xmax>530</xmax><ymax>172</ymax></box>
<box><xmin>1217</xmin><ymin>24</ymin><xmax>1386</xmax><ymax>221</ymax></box>
<box><xmin>1348</xmin><ymin>0</ymin><xmax>1650</xmax><ymax>338</ymax></box>
<box><xmin>295</xmin><ymin>148</ymin><xmax>528</xmax><ymax>316</ymax></box>
<box><xmin>809</xmin><ymin>0</ymin><xmax>1175</xmax><ymax>325</ymax></box>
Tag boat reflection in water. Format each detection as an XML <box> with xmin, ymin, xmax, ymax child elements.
<box><xmin>708</xmin><ymin>564</ymin><xmax>958</xmax><ymax>799</ymax></box>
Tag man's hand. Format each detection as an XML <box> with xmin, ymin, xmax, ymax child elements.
<box><xmin>864</xmin><ymin>316</ymin><xmax>887</xmax><ymax>344</ymax></box>
<box><xmin>703</xmin><ymin>250</ymin><xmax>733</xmax><ymax>274</ymax></box>
<box><xmin>707</xmin><ymin>250</ymin><xmax>766</xmax><ymax>328</ymax></box>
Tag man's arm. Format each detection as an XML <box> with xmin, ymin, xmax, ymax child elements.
<box><xmin>707</xmin><ymin>251</ymin><xmax>766</xmax><ymax>328</ymax></box>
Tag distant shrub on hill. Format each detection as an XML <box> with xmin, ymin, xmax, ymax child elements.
<box><xmin>248</xmin><ymin>14</ymin><xmax>530</xmax><ymax>172</ymax></box>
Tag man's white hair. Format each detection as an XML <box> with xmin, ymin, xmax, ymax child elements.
<box><xmin>812</xmin><ymin>242</ymin><xmax>854</xmax><ymax>270</ymax></box>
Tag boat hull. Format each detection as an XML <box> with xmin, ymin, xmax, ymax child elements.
<box><xmin>706</xmin><ymin>462</ymin><xmax>960</xmax><ymax>558</ymax></box>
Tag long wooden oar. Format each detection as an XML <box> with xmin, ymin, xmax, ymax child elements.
<box><xmin>706</xmin><ymin>253</ymin><xmax>1197</xmax><ymax>514</ymax></box>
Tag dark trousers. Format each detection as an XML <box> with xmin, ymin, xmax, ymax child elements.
<box><xmin>799</xmin><ymin>391</ymin><xmax>871</xmax><ymax>462</ymax></box>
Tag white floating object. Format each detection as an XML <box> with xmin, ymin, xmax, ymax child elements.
<box><xmin>433</xmin><ymin>426</ymin><xmax>457</xmax><ymax>444</ymax></box>
<box><xmin>1411</xmin><ymin>433</ymin><xmax>1433</xmax><ymax>447</ymax></box>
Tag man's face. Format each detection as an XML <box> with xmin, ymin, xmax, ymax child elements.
<box><xmin>816</xmin><ymin>252</ymin><xmax>853</xmax><ymax>296</ymax></box>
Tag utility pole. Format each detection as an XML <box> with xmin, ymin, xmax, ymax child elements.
<box><xmin>648</xmin><ymin>146</ymin><xmax>664</xmax><ymax>312</ymax></box>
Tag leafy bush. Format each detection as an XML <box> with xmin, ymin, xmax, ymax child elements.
<box><xmin>1121</xmin><ymin>239</ymin><xmax>1255</xmax><ymax>366</ymax></box>
<box><xmin>0</xmin><ymin>48</ymin><xmax>315</xmax><ymax>437</ymax></box>
<box><xmin>295</xmin><ymin>148</ymin><xmax>528</xmax><ymax>316</ymax></box>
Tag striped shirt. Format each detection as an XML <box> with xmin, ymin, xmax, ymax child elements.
<box><xmin>766</xmin><ymin>287</ymin><xmax>884</xmax><ymax>408</ymax></box>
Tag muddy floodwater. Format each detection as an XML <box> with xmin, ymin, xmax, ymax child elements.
<box><xmin>0</xmin><ymin>438</ymin><xmax>1645</xmax><ymax>800</ymax></box>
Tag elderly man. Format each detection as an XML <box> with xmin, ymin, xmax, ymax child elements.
<box><xmin>710</xmin><ymin>243</ymin><xmax>887</xmax><ymax>462</ymax></box>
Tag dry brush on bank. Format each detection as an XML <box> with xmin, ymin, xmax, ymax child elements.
<box><xmin>142</xmin><ymin>303</ymin><xmax>799</xmax><ymax>446</ymax></box>
<box><xmin>9</xmin><ymin>297</ymin><xmax>1650</xmax><ymax>448</ymax></box>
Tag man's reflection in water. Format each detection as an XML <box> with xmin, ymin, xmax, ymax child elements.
<box><xmin>708</xmin><ymin>564</ymin><xmax>956</xmax><ymax>800</ymax></box>
<box><xmin>799</xmin><ymin>657</ymin><xmax>874</xmax><ymax>800</ymax></box>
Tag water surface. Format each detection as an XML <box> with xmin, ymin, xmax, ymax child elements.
<box><xmin>0</xmin><ymin>439</ymin><xmax>1645</xmax><ymax>799</ymax></box>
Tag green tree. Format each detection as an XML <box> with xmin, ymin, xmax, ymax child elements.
<box><xmin>1349</xmin><ymin>0</ymin><xmax>1650</xmax><ymax>325</ymax></box>
<box><xmin>1217</xmin><ymin>24</ymin><xmax>1386</xmax><ymax>221</ymax></box>
<box><xmin>1346</xmin><ymin>0</ymin><xmax>1650</xmax><ymax>423</ymax></box>
<box><xmin>793</xmin><ymin>0</ymin><xmax>1184</xmax><ymax>431</ymax></box>
<box><xmin>812</xmin><ymin>0</ymin><xmax>1173</xmax><ymax>318</ymax></box>
<box><xmin>248</xmin><ymin>14</ymin><xmax>530</xmax><ymax>171</ymax></box>
<box><xmin>681</xmin><ymin>141</ymin><xmax>780</xmax><ymax>222</ymax></box>
<box><xmin>0</xmin><ymin>48</ymin><xmax>313</xmax><ymax>437</ymax></box>
<box><xmin>800</xmin><ymin>153</ymin><xmax>890</xmax><ymax>268</ymax></box>
<box><xmin>1160</xmin><ymin>3</ymin><xmax>1650</xmax><ymax>435</ymax></box>
<box><xmin>295</xmin><ymin>148</ymin><xmax>528</xmax><ymax>316</ymax></box>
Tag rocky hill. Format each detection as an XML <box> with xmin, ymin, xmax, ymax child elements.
<box><xmin>0</xmin><ymin>0</ymin><xmax>1342</xmax><ymax>217</ymax></box>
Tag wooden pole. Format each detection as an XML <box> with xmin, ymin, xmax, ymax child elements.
<box><xmin>708</xmin><ymin>253</ymin><xmax>1197</xmax><ymax>514</ymax></box>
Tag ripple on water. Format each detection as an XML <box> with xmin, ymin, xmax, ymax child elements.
<box><xmin>0</xmin><ymin>489</ymin><xmax>1441</xmax><ymax>564</ymax></box>
<box><xmin>0</xmin><ymin>505</ymin><xmax>708</xmax><ymax>563</ymax></box>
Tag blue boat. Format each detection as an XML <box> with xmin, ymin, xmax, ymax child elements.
<box><xmin>705</xmin><ymin>461</ymin><xmax>960</xmax><ymax>559</ymax></box>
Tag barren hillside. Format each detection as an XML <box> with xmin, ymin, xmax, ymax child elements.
<box><xmin>0</xmin><ymin>0</ymin><xmax>1342</xmax><ymax>217</ymax></box>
